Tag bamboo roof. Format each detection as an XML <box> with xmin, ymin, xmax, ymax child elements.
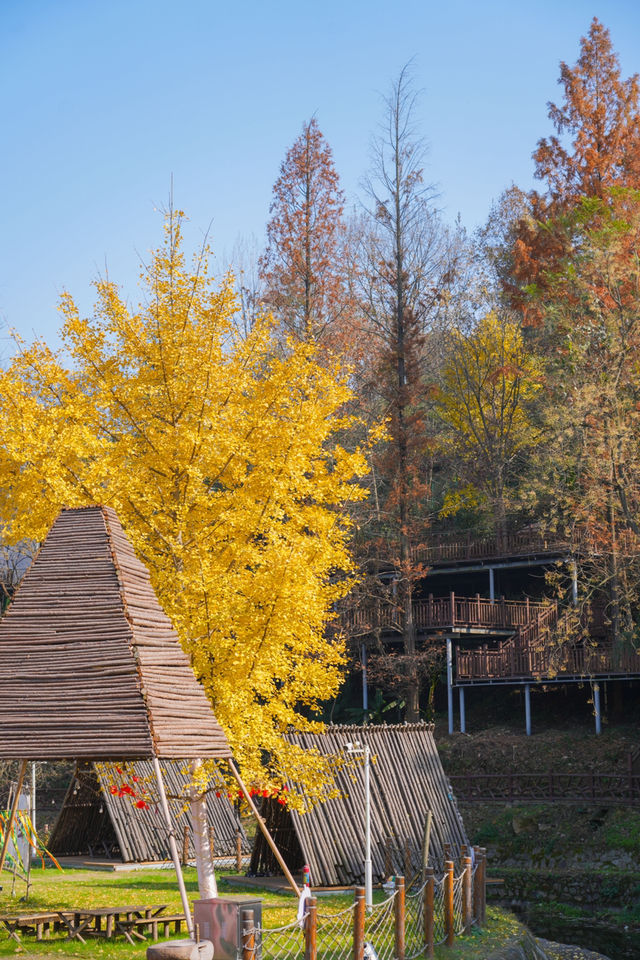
<box><xmin>0</xmin><ymin>506</ymin><xmax>231</xmax><ymax>761</ymax></box>
<box><xmin>250</xmin><ymin>724</ymin><xmax>468</xmax><ymax>887</ymax></box>
<box><xmin>49</xmin><ymin>761</ymin><xmax>249</xmax><ymax>863</ymax></box>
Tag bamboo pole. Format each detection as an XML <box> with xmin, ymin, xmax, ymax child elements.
<box><xmin>236</xmin><ymin>829</ymin><xmax>242</xmax><ymax>872</ymax></box>
<box><xmin>0</xmin><ymin>760</ymin><xmax>27</xmax><ymax>874</ymax></box>
<box><xmin>152</xmin><ymin>757</ymin><xmax>194</xmax><ymax>938</ymax></box>
<box><xmin>226</xmin><ymin>758</ymin><xmax>300</xmax><ymax>896</ymax></box>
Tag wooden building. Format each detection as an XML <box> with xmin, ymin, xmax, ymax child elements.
<box><xmin>249</xmin><ymin>723</ymin><xmax>468</xmax><ymax>887</ymax></box>
<box><xmin>343</xmin><ymin>528</ymin><xmax>640</xmax><ymax>735</ymax></box>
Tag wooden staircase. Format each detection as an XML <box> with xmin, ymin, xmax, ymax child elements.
<box><xmin>456</xmin><ymin>602</ymin><xmax>640</xmax><ymax>683</ymax></box>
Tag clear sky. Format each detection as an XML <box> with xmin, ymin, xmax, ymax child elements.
<box><xmin>1</xmin><ymin>0</ymin><xmax>639</xmax><ymax>353</ymax></box>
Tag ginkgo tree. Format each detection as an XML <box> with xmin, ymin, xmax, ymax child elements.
<box><xmin>437</xmin><ymin>311</ymin><xmax>543</xmax><ymax>542</ymax></box>
<box><xmin>0</xmin><ymin>210</ymin><xmax>370</xmax><ymax>796</ymax></box>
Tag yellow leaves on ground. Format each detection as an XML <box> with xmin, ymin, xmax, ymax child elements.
<box><xmin>0</xmin><ymin>211</ymin><xmax>369</xmax><ymax>794</ymax></box>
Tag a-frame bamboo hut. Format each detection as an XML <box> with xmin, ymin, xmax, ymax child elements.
<box><xmin>250</xmin><ymin>724</ymin><xmax>469</xmax><ymax>887</ymax></box>
<box><xmin>0</xmin><ymin>506</ymin><xmax>297</xmax><ymax>928</ymax></box>
<box><xmin>49</xmin><ymin>761</ymin><xmax>249</xmax><ymax>863</ymax></box>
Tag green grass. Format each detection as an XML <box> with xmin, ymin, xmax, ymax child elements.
<box><xmin>0</xmin><ymin>867</ymin><xmax>530</xmax><ymax>960</ymax></box>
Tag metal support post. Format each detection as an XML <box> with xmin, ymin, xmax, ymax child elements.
<box><xmin>571</xmin><ymin>560</ymin><xmax>578</xmax><ymax>606</ymax></box>
<box><xmin>361</xmin><ymin>643</ymin><xmax>368</xmax><ymax>715</ymax></box>
<box><xmin>524</xmin><ymin>683</ymin><xmax>531</xmax><ymax>736</ymax></box>
<box><xmin>489</xmin><ymin>568</ymin><xmax>495</xmax><ymax>604</ymax></box>
<box><xmin>364</xmin><ymin>744</ymin><xmax>372</xmax><ymax>909</ymax></box>
<box><xmin>459</xmin><ymin>687</ymin><xmax>466</xmax><ymax>733</ymax></box>
<box><xmin>594</xmin><ymin>682</ymin><xmax>602</xmax><ymax>734</ymax></box>
<box><xmin>446</xmin><ymin>637</ymin><xmax>454</xmax><ymax>735</ymax></box>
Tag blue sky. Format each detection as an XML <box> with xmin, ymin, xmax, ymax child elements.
<box><xmin>1</xmin><ymin>0</ymin><xmax>639</xmax><ymax>352</ymax></box>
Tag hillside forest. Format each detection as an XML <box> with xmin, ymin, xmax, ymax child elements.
<box><xmin>0</xmin><ymin>17</ymin><xmax>639</xmax><ymax>795</ymax></box>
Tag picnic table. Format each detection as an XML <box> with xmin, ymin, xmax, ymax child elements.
<box><xmin>58</xmin><ymin>904</ymin><xmax>170</xmax><ymax>944</ymax></box>
<box><xmin>1</xmin><ymin>904</ymin><xmax>179</xmax><ymax>944</ymax></box>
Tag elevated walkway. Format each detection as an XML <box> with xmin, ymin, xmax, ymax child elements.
<box><xmin>341</xmin><ymin>592</ymin><xmax>640</xmax><ymax>686</ymax></box>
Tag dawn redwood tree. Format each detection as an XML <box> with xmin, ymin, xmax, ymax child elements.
<box><xmin>259</xmin><ymin>117</ymin><xmax>354</xmax><ymax>353</ymax></box>
<box><xmin>0</xmin><ymin>210</ymin><xmax>370</xmax><ymax>801</ymax></box>
<box><xmin>353</xmin><ymin>66</ymin><xmax>458</xmax><ymax>720</ymax></box>
<box><xmin>512</xmin><ymin>18</ymin><xmax>640</xmax><ymax>323</ymax></box>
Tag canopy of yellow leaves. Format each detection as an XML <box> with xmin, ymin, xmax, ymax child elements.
<box><xmin>437</xmin><ymin>311</ymin><xmax>543</xmax><ymax>519</ymax></box>
<box><xmin>0</xmin><ymin>212</ymin><xmax>369</xmax><ymax>796</ymax></box>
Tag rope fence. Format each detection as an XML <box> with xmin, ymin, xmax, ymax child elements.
<box><xmin>241</xmin><ymin>846</ymin><xmax>487</xmax><ymax>960</ymax></box>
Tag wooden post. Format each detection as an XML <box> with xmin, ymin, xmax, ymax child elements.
<box><xmin>0</xmin><ymin>760</ymin><xmax>27</xmax><ymax>875</ymax></box>
<box><xmin>394</xmin><ymin>876</ymin><xmax>405</xmax><ymax>960</ymax></box>
<box><xmin>182</xmin><ymin>825</ymin><xmax>189</xmax><ymax>866</ymax></box>
<box><xmin>404</xmin><ymin>839</ymin><xmax>411</xmax><ymax>880</ymax></box>
<box><xmin>236</xmin><ymin>828</ymin><xmax>243</xmax><ymax>871</ymax></box>
<box><xmin>423</xmin><ymin>867</ymin><xmax>434</xmax><ymax>958</ymax></box>
<box><xmin>227</xmin><ymin>758</ymin><xmax>300</xmax><ymax>895</ymax></box>
<box><xmin>305</xmin><ymin>896</ymin><xmax>317</xmax><ymax>960</ymax></box>
<box><xmin>421</xmin><ymin>811</ymin><xmax>432</xmax><ymax>882</ymax></box>
<box><xmin>472</xmin><ymin>848</ymin><xmax>481</xmax><ymax>926</ymax></box>
<box><xmin>242</xmin><ymin>909</ymin><xmax>255</xmax><ymax>960</ymax></box>
<box><xmin>353</xmin><ymin>887</ymin><xmax>365</xmax><ymax>960</ymax></box>
<box><xmin>444</xmin><ymin>860</ymin><xmax>454</xmax><ymax>947</ymax></box>
<box><xmin>462</xmin><ymin>856</ymin><xmax>472</xmax><ymax>932</ymax></box>
<box><xmin>479</xmin><ymin>848</ymin><xmax>487</xmax><ymax>924</ymax></box>
<box><xmin>385</xmin><ymin>835</ymin><xmax>392</xmax><ymax>878</ymax></box>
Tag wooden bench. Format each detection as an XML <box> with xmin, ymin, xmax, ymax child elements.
<box><xmin>128</xmin><ymin>912</ymin><xmax>185</xmax><ymax>941</ymax></box>
<box><xmin>0</xmin><ymin>912</ymin><xmax>61</xmax><ymax>942</ymax></box>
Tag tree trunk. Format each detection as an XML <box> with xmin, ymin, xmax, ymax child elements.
<box><xmin>191</xmin><ymin>759</ymin><xmax>218</xmax><ymax>899</ymax></box>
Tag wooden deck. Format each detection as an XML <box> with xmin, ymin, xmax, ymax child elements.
<box><xmin>411</xmin><ymin>529</ymin><xmax>575</xmax><ymax>564</ymax></box>
<box><xmin>339</xmin><ymin>593</ymin><xmax>553</xmax><ymax>636</ymax></box>
<box><xmin>339</xmin><ymin>591</ymin><xmax>640</xmax><ymax>684</ymax></box>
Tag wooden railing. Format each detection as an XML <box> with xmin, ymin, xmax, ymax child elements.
<box><xmin>338</xmin><ymin>593</ymin><xmax>553</xmax><ymax>636</ymax></box>
<box><xmin>405</xmin><ymin>526</ymin><xmax>638</xmax><ymax>565</ymax></box>
<box><xmin>456</xmin><ymin>635</ymin><xmax>640</xmax><ymax>681</ymax></box>
<box><xmin>449</xmin><ymin>772</ymin><xmax>640</xmax><ymax>805</ymax></box>
<box><xmin>410</xmin><ymin>529</ymin><xmax>575</xmax><ymax>564</ymax></box>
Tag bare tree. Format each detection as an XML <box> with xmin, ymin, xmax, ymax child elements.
<box><xmin>353</xmin><ymin>65</ymin><xmax>459</xmax><ymax>720</ymax></box>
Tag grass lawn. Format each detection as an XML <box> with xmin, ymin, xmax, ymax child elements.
<box><xmin>0</xmin><ymin>867</ymin><xmax>525</xmax><ymax>960</ymax></box>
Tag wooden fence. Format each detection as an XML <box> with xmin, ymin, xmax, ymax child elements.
<box><xmin>449</xmin><ymin>772</ymin><xmax>640</xmax><ymax>806</ymax></box>
<box><xmin>242</xmin><ymin>854</ymin><xmax>487</xmax><ymax>960</ymax></box>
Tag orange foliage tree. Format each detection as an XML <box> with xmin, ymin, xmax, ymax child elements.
<box><xmin>512</xmin><ymin>18</ymin><xmax>640</xmax><ymax>324</ymax></box>
<box><xmin>259</xmin><ymin>117</ymin><xmax>354</xmax><ymax>353</ymax></box>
